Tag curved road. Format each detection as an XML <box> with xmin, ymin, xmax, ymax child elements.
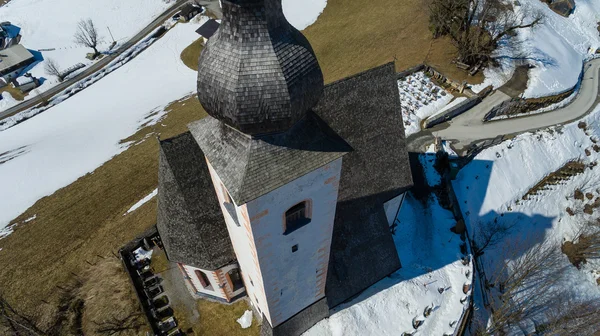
<box><xmin>429</xmin><ymin>58</ymin><xmax>600</xmax><ymax>152</ymax></box>
<box><xmin>0</xmin><ymin>0</ymin><xmax>187</xmax><ymax>121</ymax></box>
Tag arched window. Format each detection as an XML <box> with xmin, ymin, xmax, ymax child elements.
<box><xmin>195</xmin><ymin>270</ymin><xmax>213</xmax><ymax>291</ymax></box>
<box><xmin>284</xmin><ymin>200</ymin><xmax>311</xmax><ymax>235</ymax></box>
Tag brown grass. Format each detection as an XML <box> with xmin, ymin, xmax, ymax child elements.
<box><xmin>0</xmin><ymin>84</ymin><xmax>27</xmax><ymax>101</ymax></box>
<box><xmin>562</xmin><ymin>231</ymin><xmax>600</xmax><ymax>269</ymax></box>
<box><xmin>78</xmin><ymin>259</ymin><xmax>149</xmax><ymax>336</ymax></box>
<box><xmin>0</xmin><ymin>94</ymin><xmax>207</xmax><ymax>324</ymax></box>
<box><xmin>521</xmin><ymin>161</ymin><xmax>587</xmax><ymax>201</ymax></box>
<box><xmin>194</xmin><ymin>299</ymin><xmax>259</xmax><ymax>336</ymax></box>
<box><xmin>150</xmin><ymin>248</ymin><xmax>170</xmax><ymax>274</ymax></box>
<box><xmin>180</xmin><ymin>38</ymin><xmax>204</xmax><ymax>71</ymax></box>
<box><xmin>178</xmin><ymin>0</ymin><xmax>483</xmax><ymax>85</ymax></box>
<box><xmin>303</xmin><ymin>0</ymin><xmax>483</xmax><ymax>84</ymax></box>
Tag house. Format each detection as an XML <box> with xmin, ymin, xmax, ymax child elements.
<box><xmin>0</xmin><ymin>44</ymin><xmax>35</xmax><ymax>86</ymax></box>
<box><xmin>179</xmin><ymin>3</ymin><xmax>203</xmax><ymax>22</ymax></box>
<box><xmin>154</xmin><ymin>1</ymin><xmax>413</xmax><ymax>335</ymax></box>
<box><xmin>12</xmin><ymin>74</ymin><xmax>39</xmax><ymax>93</ymax></box>
<box><xmin>195</xmin><ymin>19</ymin><xmax>219</xmax><ymax>43</ymax></box>
<box><xmin>0</xmin><ymin>22</ymin><xmax>21</xmax><ymax>51</ymax></box>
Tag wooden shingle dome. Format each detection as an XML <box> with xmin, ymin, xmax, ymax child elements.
<box><xmin>196</xmin><ymin>0</ymin><xmax>324</xmax><ymax>136</ymax></box>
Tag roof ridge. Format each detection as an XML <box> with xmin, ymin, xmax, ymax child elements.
<box><xmin>325</xmin><ymin>62</ymin><xmax>395</xmax><ymax>87</ymax></box>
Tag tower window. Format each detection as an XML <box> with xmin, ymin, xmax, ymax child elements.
<box><xmin>292</xmin><ymin>244</ymin><xmax>298</xmax><ymax>253</ymax></box>
<box><xmin>284</xmin><ymin>201</ymin><xmax>311</xmax><ymax>235</ymax></box>
<box><xmin>227</xmin><ymin>268</ymin><xmax>244</xmax><ymax>292</ymax></box>
<box><xmin>195</xmin><ymin>270</ymin><xmax>213</xmax><ymax>291</ymax></box>
<box><xmin>221</xmin><ymin>183</ymin><xmax>240</xmax><ymax>226</ymax></box>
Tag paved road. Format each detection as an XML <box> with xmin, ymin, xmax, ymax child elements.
<box><xmin>432</xmin><ymin>58</ymin><xmax>600</xmax><ymax>152</ymax></box>
<box><xmin>0</xmin><ymin>0</ymin><xmax>188</xmax><ymax>121</ymax></box>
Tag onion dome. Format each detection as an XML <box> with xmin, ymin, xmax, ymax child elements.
<box><xmin>196</xmin><ymin>0</ymin><xmax>324</xmax><ymax>136</ymax></box>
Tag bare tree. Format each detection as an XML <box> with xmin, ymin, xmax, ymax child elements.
<box><xmin>562</xmin><ymin>227</ymin><xmax>600</xmax><ymax>268</ymax></box>
<box><xmin>92</xmin><ymin>312</ymin><xmax>144</xmax><ymax>335</ymax></box>
<box><xmin>43</xmin><ymin>58</ymin><xmax>64</xmax><ymax>82</ymax></box>
<box><xmin>74</xmin><ymin>19</ymin><xmax>102</xmax><ymax>58</ymax></box>
<box><xmin>0</xmin><ymin>293</ymin><xmax>46</xmax><ymax>336</ymax></box>
<box><xmin>471</xmin><ymin>218</ymin><xmax>515</xmax><ymax>257</ymax></box>
<box><xmin>429</xmin><ymin>0</ymin><xmax>543</xmax><ymax>67</ymax></box>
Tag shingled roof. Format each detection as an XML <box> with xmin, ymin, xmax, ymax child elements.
<box><xmin>156</xmin><ymin>132</ymin><xmax>235</xmax><ymax>271</ymax></box>
<box><xmin>314</xmin><ymin>62</ymin><xmax>414</xmax><ymax>308</ymax></box>
<box><xmin>195</xmin><ymin>19</ymin><xmax>220</xmax><ymax>39</ymax></box>
<box><xmin>188</xmin><ymin>111</ymin><xmax>351</xmax><ymax>205</ymax></box>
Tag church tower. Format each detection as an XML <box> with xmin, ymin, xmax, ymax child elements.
<box><xmin>189</xmin><ymin>0</ymin><xmax>350</xmax><ymax>331</ymax></box>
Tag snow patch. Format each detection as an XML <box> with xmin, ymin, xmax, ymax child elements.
<box><xmin>453</xmin><ymin>103</ymin><xmax>600</xmax><ymax>327</ymax></box>
<box><xmin>126</xmin><ymin>189</ymin><xmax>158</xmax><ymax>215</ymax></box>
<box><xmin>237</xmin><ymin>310</ymin><xmax>253</xmax><ymax>329</ymax></box>
<box><xmin>132</xmin><ymin>246</ymin><xmax>153</xmax><ymax>262</ymax></box>
<box><xmin>475</xmin><ymin>0</ymin><xmax>600</xmax><ymax>97</ymax></box>
<box><xmin>282</xmin><ymin>0</ymin><xmax>327</xmax><ymax>30</ymax></box>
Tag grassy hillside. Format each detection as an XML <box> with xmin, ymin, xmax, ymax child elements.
<box><xmin>305</xmin><ymin>0</ymin><xmax>482</xmax><ymax>84</ymax></box>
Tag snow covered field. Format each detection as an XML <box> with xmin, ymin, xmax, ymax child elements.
<box><xmin>306</xmin><ymin>153</ymin><xmax>472</xmax><ymax>336</ymax></box>
<box><xmin>474</xmin><ymin>0</ymin><xmax>600</xmax><ymax>98</ymax></box>
<box><xmin>0</xmin><ymin>1</ymin><xmax>329</xmax><ymax>231</ymax></box>
<box><xmin>453</xmin><ymin>103</ymin><xmax>600</xmax><ymax>330</ymax></box>
<box><xmin>0</xmin><ymin>0</ymin><xmax>174</xmax><ymax>110</ymax></box>
<box><xmin>0</xmin><ymin>23</ymin><xmax>201</xmax><ymax>231</ymax></box>
<box><xmin>398</xmin><ymin>72</ymin><xmax>453</xmax><ymax>137</ymax></box>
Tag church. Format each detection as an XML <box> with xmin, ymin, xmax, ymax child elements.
<box><xmin>155</xmin><ymin>0</ymin><xmax>413</xmax><ymax>334</ymax></box>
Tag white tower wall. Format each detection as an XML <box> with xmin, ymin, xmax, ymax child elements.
<box><xmin>207</xmin><ymin>158</ymin><xmax>343</xmax><ymax>327</ymax></box>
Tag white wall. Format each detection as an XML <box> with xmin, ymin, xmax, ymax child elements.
<box><xmin>182</xmin><ymin>264</ymin><xmax>223</xmax><ymax>298</ymax></box>
<box><xmin>208</xmin><ymin>158</ymin><xmax>343</xmax><ymax>327</ymax></box>
<box><xmin>383</xmin><ymin>192</ymin><xmax>405</xmax><ymax>226</ymax></box>
<box><xmin>181</xmin><ymin>263</ymin><xmax>246</xmax><ymax>301</ymax></box>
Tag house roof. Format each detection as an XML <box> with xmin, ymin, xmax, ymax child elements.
<box><xmin>314</xmin><ymin>62</ymin><xmax>413</xmax><ymax>308</ymax></box>
<box><xmin>156</xmin><ymin>131</ymin><xmax>236</xmax><ymax>271</ymax></box>
<box><xmin>180</xmin><ymin>4</ymin><xmax>202</xmax><ymax>17</ymax></box>
<box><xmin>188</xmin><ymin>111</ymin><xmax>351</xmax><ymax>205</ymax></box>
<box><xmin>195</xmin><ymin>19</ymin><xmax>220</xmax><ymax>39</ymax></box>
<box><xmin>0</xmin><ymin>44</ymin><xmax>33</xmax><ymax>72</ymax></box>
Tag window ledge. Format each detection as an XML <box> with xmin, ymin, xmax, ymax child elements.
<box><xmin>283</xmin><ymin>218</ymin><xmax>311</xmax><ymax>235</ymax></box>
<box><xmin>223</xmin><ymin>202</ymin><xmax>240</xmax><ymax>227</ymax></box>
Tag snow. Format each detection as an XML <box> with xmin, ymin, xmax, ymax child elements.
<box><xmin>453</xmin><ymin>103</ymin><xmax>600</xmax><ymax>328</ymax></box>
<box><xmin>132</xmin><ymin>246</ymin><xmax>153</xmax><ymax>262</ymax></box>
<box><xmin>125</xmin><ymin>189</ymin><xmax>158</xmax><ymax>215</ymax></box>
<box><xmin>306</xmin><ymin>151</ymin><xmax>471</xmax><ymax>336</ymax></box>
<box><xmin>0</xmin><ymin>23</ymin><xmax>201</xmax><ymax>230</ymax></box>
<box><xmin>15</xmin><ymin>76</ymin><xmax>33</xmax><ymax>86</ymax></box>
<box><xmin>0</xmin><ymin>91</ymin><xmax>17</xmax><ymax>111</ymax></box>
<box><xmin>282</xmin><ymin>0</ymin><xmax>327</xmax><ymax>30</ymax></box>
<box><xmin>236</xmin><ymin>310</ymin><xmax>253</xmax><ymax>329</ymax></box>
<box><xmin>0</xmin><ymin>0</ymin><xmax>173</xmax><ymax>107</ymax></box>
<box><xmin>476</xmin><ymin>0</ymin><xmax>600</xmax><ymax>98</ymax></box>
<box><xmin>398</xmin><ymin>72</ymin><xmax>454</xmax><ymax>137</ymax></box>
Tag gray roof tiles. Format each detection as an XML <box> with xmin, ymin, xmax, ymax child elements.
<box><xmin>156</xmin><ymin>132</ymin><xmax>236</xmax><ymax>271</ymax></box>
<box><xmin>314</xmin><ymin>62</ymin><xmax>413</xmax><ymax>308</ymax></box>
<box><xmin>188</xmin><ymin>111</ymin><xmax>351</xmax><ymax>205</ymax></box>
<box><xmin>196</xmin><ymin>0</ymin><xmax>324</xmax><ymax>135</ymax></box>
